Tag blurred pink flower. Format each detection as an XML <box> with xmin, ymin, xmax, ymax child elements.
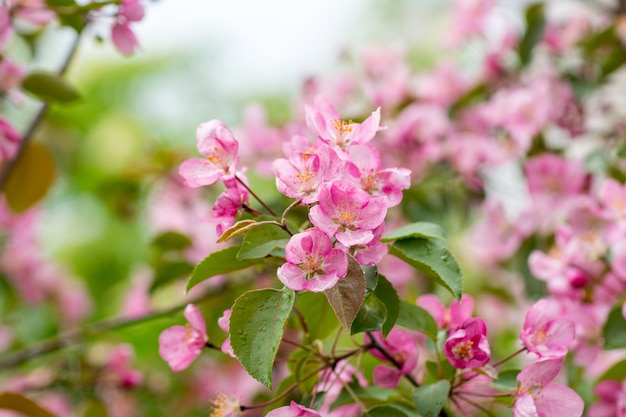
<box><xmin>158</xmin><ymin>304</ymin><xmax>208</xmax><ymax>371</ymax></box>
<box><xmin>369</xmin><ymin>329</ymin><xmax>418</xmax><ymax>388</ymax></box>
<box><xmin>520</xmin><ymin>299</ymin><xmax>575</xmax><ymax>358</ymax></box>
<box><xmin>111</xmin><ymin>0</ymin><xmax>144</xmax><ymax>56</ymax></box>
<box><xmin>0</xmin><ymin>117</ymin><xmax>20</xmax><ymax>162</ymax></box>
<box><xmin>417</xmin><ymin>294</ymin><xmax>474</xmax><ymax>331</ymax></box>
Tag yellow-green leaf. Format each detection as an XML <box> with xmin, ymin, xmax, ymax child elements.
<box><xmin>22</xmin><ymin>71</ymin><xmax>80</xmax><ymax>103</ymax></box>
<box><xmin>0</xmin><ymin>392</ymin><xmax>57</xmax><ymax>417</ymax></box>
<box><xmin>2</xmin><ymin>142</ymin><xmax>56</xmax><ymax>213</ymax></box>
<box><xmin>216</xmin><ymin>220</ymin><xmax>258</xmax><ymax>243</ymax></box>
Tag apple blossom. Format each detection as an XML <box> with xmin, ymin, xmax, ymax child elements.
<box><xmin>158</xmin><ymin>304</ymin><xmax>208</xmax><ymax>371</ymax></box>
<box><xmin>179</xmin><ymin>120</ymin><xmax>239</xmax><ymax>188</ymax></box>
<box><xmin>277</xmin><ymin>228</ymin><xmax>348</xmax><ymax>292</ymax></box>
<box><xmin>520</xmin><ymin>299</ymin><xmax>575</xmax><ymax>358</ymax></box>
<box><xmin>111</xmin><ymin>0</ymin><xmax>144</xmax><ymax>56</ymax></box>
<box><xmin>266</xmin><ymin>401</ymin><xmax>321</xmax><ymax>417</ymax></box>
<box><xmin>305</xmin><ymin>95</ymin><xmax>381</xmax><ymax>152</ymax></box>
<box><xmin>443</xmin><ymin>317</ymin><xmax>490</xmax><ymax>369</ymax></box>
<box><xmin>514</xmin><ymin>357</ymin><xmax>584</xmax><ymax>417</ymax></box>
<box><xmin>417</xmin><ymin>294</ymin><xmax>474</xmax><ymax>331</ymax></box>
<box><xmin>369</xmin><ymin>329</ymin><xmax>418</xmax><ymax>388</ymax></box>
<box><xmin>309</xmin><ymin>180</ymin><xmax>387</xmax><ymax>247</ymax></box>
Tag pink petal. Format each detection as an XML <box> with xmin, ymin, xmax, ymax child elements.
<box><xmin>179</xmin><ymin>157</ymin><xmax>223</xmax><ymax>188</ymax></box>
<box><xmin>373</xmin><ymin>364</ymin><xmax>403</xmax><ymax>388</ymax></box>
<box><xmin>184</xmin><ymin>304</ymin><xmax>207</xmax><ymax>339</ymax></box>
<box><xmin>158</xmin><ymin>326</ymin><xmax>202</xmax><ymax>371</ymax></box>
<box><xmin>111</xmin><ymin>23</ymin><xmax>139</xmax><ymax>56</ymax></box>
<box><xmin>534</xmin><ymin>383</ymin><xmax>584</xmax><ymax>417</ymax></box>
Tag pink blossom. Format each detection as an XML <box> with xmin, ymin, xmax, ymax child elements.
<box><xmin>336</xmin><ymin>223</ymin><xmax>388</xmax><ymax>266</ymax></box>
<box><xmin>158</xmin><ymin>304</ymin><xmax>208</xmax><ymax>371</ymax></box>
<box><xmin>588</xmin><ymin>380</ymin><xmax>626</xmax><ymax>417</ymax></box>
<box><xmin>179</xmin><ymin>120</ymin><xmax>239</xmax><ymax>188</ymax></box>
<box><xmin>414</xmin><ymin>63</ymin><xmax>469</xmax><ymax>107</ymax></box>
<box><xmin>446</xmin><ymin>0</ymin><xmax>495</xmax><ymax>47</ymax></box>
<box><xmin>344</xmin><ymin>143</ymin><xmax>411</xmax><ymax>207</ymax></box>
<box><xmin>111</xmin><ymin>0</ymin><xmax>144</xmax><ymax>56</ymax></box>
<box><xmin>443</xmin><ymin>318</ymin><xmax>490</xmax><ymax>369</ymax></box>
<box><xmin>0</xmin><ymin>58</ymin><xmax>25</xmax><ymax>105</ymax></box>
<box><xmin>0</xmin><ymin>6</ymin><xmax>13</xmax><ymax>50</ymax></box>
<box><xmin>520</xmin><ymin>299</ymin><xmax>575</xmax><ymax>358</ymax></box>
<box><xmin>272</xmin><ymin>144</ymin><xmax>340</xmax><ymax>204</ymax></box>
<box><xmin>107</xmin><ymin>344</ymin><xmax>143</xmax><ymax>388</ymax></box>
<box><xmin>209</xmin><ymin>393</ymin><xmax>241</xmax><ymax>417</ymax></box>
<box><xmin>417</xmin><ymin>294</ymin><xmax>474</xmax><ymax>331</ymax></box>
<box><xmin>305</xmin><ymin>95</ymin><xmax>381</xmax><ymax>151</ymax></box>
<box><xmin>266</xmin><ymin>401</ymin><xmax>321</xmax><ymax>417</ymax></box>
<box><xmin>514</xmin><ymin>357</ymin><xmax>583</xmax><ymax>417</ymax></box>
<box><xmin>309</xmin><ymin>180</ymin><xmax>387</xmax><ymax>247</ymax></box>
<box><xmin>369</xmin><ymin>329</ymin><xmax>418</xmax><ymax>388</ymax></box>
<box><xmin>217</xmin><ymin>309</ymin><xmax>234</xmax><ymax>357</ymax></box>
<box><xmin>211</xmin><ymin>176</ymin><xmax>249</xmax><ymax>238</ymax></box>
<box><xmin>6</xmin><ymin>0</ymin><xmax>54</xmax><ymax>25</ymax></box>
<box><xmin>359</xmin><ymin>45</ymin><xmax>411</xmax><ymax>109</ymax></box>
<box><xmin>277</xmin><ymin>228</ymin><xmax>348</xmax><ymax>292</ymax></box>
<box><xmin>120</xmin><ymin>267</ymin><xmax>152</xmax><ymax>319</ymax></box>
<box><xmin>0</xmin><ymin>117</ymin><xmax>20</xmax><ymax>162</ymax></box>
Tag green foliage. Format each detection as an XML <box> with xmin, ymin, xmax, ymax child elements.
<box><xmin>21</xmin><ymin>71</ymin><xmax>81</xmax><ymax>103</ymax></box>
<box><xmin>518</xmin><ymin>3</ymin><xmax>546</xmax><ymax>67</ymax></box>
<box><xmin>324</xmin><ymin>256</ymin><xmax>366</xmax><ymax>330</ymax></box>
<box><xmin>381</xmin><ymin>221</ymin><xmax>446</xmax><ymax>242</ymax></box>
<box><xmin>216</xmin><ymin>219</ymin><xmax>259</xmax><ymax>243</ymax></box>
<box><xmin>2</xmin><ymin>142</ymin><xmax>56</xmax><ymax>213</ymax></box>
<box><xmin>185</xmin><ymin>245</ymin><xmax>266</xmax><ymax>293</ymax></box>
<box><xmin>412</xmin><ymin>380</ymin><xmax>450</xmax><ymax>417</ymax></box>
<box><xmin>237</xmin><ymin>223</ymin><xmax>290</xmax><ymax>259</ymax></box>
<box><xmin>230</xmin><ymin>288</ymin><xmax>295</xmax><ymax>388</ymax></box>
<box><xmin>331</xmin><ymin>380</ymin><xmax>404</xmax><ymax>411</ymax></box>
<box><xmin>360</xmin><ymin>406</ymin><xmax>410</xmax><ymax>417</ymax></box>
<box><xmin>351</xmin><ymin>274</ymin><xmax>399</xmax><ymax>337</ymax></box>
<box><xmin>395</xmin><ymin>301</ymin><xmax>438</xmax><ymax>340</ymax></box>
<box><xmin>295</xmin><ymin>292</ymin><xmax>340</xmax><ymax>341</ymax></box>
<box><xmin>602</xmin><ymin>306</ymin><xmax>626</xmax><ymax>349</ymax></box>
<box><xmin>152</xmin><ymin>231</ymin><xmax>192</xmax><ymax>251</ymax></box>
<box><xmin>597</xmin><ymin>358</ymin><xmax>626</xmax><ymax>383</ymax></box>
<box><xmin>389</xmin><ymin>238</ymin><xmax>463</xmax><ymax>300</ymax></box>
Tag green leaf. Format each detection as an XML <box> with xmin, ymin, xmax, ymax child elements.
<box><xmin>216</xmin><ymin>219</ymin><xmax>258</xmax><ymax>243</ymax></box>
<box><xmin>597</xmin><ymin>359</ymin><xmax>626</xmax><ymax>383</ymax></box>
<box><xmin>0</xmin><ymin>392</ymin><xmax>57</xmax><ymax>417</ymax></box>
<box><xmin>351</xmin><ymin>293</ymin><xmax>387</xmax><ymax>335</ymax></box>
<box><xmin>151</xmin><ymin>261</ymin><xmax>193</xmax><ymax>291</ymax></box>
<box><xmin>412</xmin><ymin>380</ymin><xmax>450</xmax><ymax>417</ymax></box>
<box><xmin>2</xmin><ymin>142</ymin><xmax>56</xmax><ymax>213</ymax></box>
<box><xmin>185</xmin><ymin>245</ymin><xmax>264</xmax><ymax>293</ymax></box>
<box><xmin>360</xmin><ymin>406</ymin><xmax>410</xmax><ymax>417</ymax></box>
<box><xmin>603</xmin><ymin>306</ymin><xmax>626</xmax><ymax>349</ymax></box>
<box><xmin>381</xmin><ymin>222</ymin><xmax>446</xmax><ymax>242</ymax></box>
<box><xmin>44</xmin><ymin>0</ymin><xmax>75</xmax><ymax>7</ymax></box>
<box><xmin>238</xmin><ymin>223</ymin><xmax>290</xmax><ymax>260</ymax></box>
<box><xmin>331</xmin><ymin>381</ymin><xmax>400</xmax><ymax>411</ymax></box>
<box><xmin>376</xmin><ymin>274</ymin><xmax>399</xmax><ymax>337</ymax></box>
<box><xmin>494</xmin><ymin>369</ymin><xmax>520</xmax><ymax>390</ymax></box>
<box><xmin>296</xmin><ymin>292</ymin><xmax>340</xmax><ymax>341</ymax></box>
<box><xmin>396</xmin><ymin>301</ymin><xmax>438</xmax><ymax>340</ymax></box>
<box><xmin>324</xmin><ymin>256</ymin><xmax>366</xmax><ymax>330</ymax></box>
<box><xmin>21</xmin><ymin>71</ymin><xmax>80</xmax><ymax>103</ymax></box>
<box><xmin>152</xmin><ymin>231</ymin><xmax>192</xmax><ymax>251</ymax></box>
<box><xmin>517</xmin><ymin>3</ymin><xmax>546</xmax><ymax>66</ymax></box>
<box><xmin>363</xmin><ymin>265</ymin><xmax>379</xmax><ymax>291</ymax></box>
<box><xmin>288</xmin><ymin>349</ymin><xmax>320</xmax><ymax>393</ymax></box>
<box><xmin>230</xmin><ymin>288</ymin><xmax>295</xmax><ymax>388</ymax></box>
<box><xmin>389</xmin><ymin>238</ymin><xmax>462</xmax><ymax>300</ymax></box>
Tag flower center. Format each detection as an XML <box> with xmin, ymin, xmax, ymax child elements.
<box><xmin>210</xmin><ymin>393</ymin><xmax>240</xmax><ymax>417</ymax></box>
<box><xmin>452</xmin><ymin>340</ymin><xmax>474</xmax><ymax>360</ymax></box>
<box><xmin>301</xmin><ymin>254</ymin><xmax>323</xmax><ymax>274</ymax></box>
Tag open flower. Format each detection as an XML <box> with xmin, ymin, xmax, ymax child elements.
<box><xmin>305</xmin><ymin>95</ymin><xmax>381</xmax><ymax>152</ymax></box>
<box><xmin>277</xmin><ymin>228</ymin><xmax>348</xmax><ymax>292</ymax></box>
<box><xmin>158</xmin><ymin>304</ymin><xmax>208</xmax><ymax>371</ymax></box>
<box><xmin>309</xmin><ymin>180</ymin><xmax>387</xmax><ymax>247</ymax></box>
<box><xmin>179</xmin><ymin>120</ymin><xmax>239</xmax><ymax>188</ymax></box>
<box><xmin>520</xmin><ymin>298</ymin><xmax>575</xmax><ymax>358</ymax></box>
<box><xmin>514</xmin><ymin>357</ymin><xmax>583</xmax><ymax>417</ymax></box>
<box><xmin>443</xmin><ymin>317</ymin><xmax>490</xmax><ymax>369</ymax></box>
<box><xmin>369</xmin><ymin>329</ymin><xmax>419</xmax><ymax>388</ymax></box>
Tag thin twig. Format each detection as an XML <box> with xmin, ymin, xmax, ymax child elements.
<box><xmin>0</xmin><ymin>31</ymin><xmax>81</xmax><ymax>189</ymax></box>
<box><xmin>0</xmin><ymin>283</ymin><xmax>231</xmax><ymax>369</ymax></box>
<box><xmin>236</xmin><ymin>175</ymin><xmax>277</xmax><ymax>217</ymax></box>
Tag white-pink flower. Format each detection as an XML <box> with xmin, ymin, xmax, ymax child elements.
<box><xmin>514</xmin><ymin>357</ymin><xmax>583</xmax><ymax>417</ymax></box>
<box><xmin>309</xmin><ymin>180</ymin><xmax>387</xmax><ymax>247</ymax></box>
<box><xmin>266</xmin><ymin>401</ymin><xmax>322</xmax><ymax>417</ymax></box>
<box><xmin>305</xmin><ymin>95</ymin><xmax>381</xmax><ymax>152</ymax></box>
<box><xmin>158</xmin><ymin>304</ymin><xmax>208</xmax><ymax>371</ymax></box>
<box><xmin>277</xmin><ymin>228</ymin><xmax>348</xmax><ymax>292</ymax></box>
<box><xmin>179</xmin><ymin>120</ymin><xmax>239</xmax><ymax>188</ymax></box>
<box><xmin>272</xmin><ymin>144</ymin><xmax>340</xmax><ymax>204</ymax></box>
<box><xmin>520</xmin><ymin>299</ymin><xmax>575</xmax><ymax>358</ymax></box>
<box><xmin>111</xmin><ymin>0</ymin><xmax>144</xmax><ymax>56</ymax></box>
